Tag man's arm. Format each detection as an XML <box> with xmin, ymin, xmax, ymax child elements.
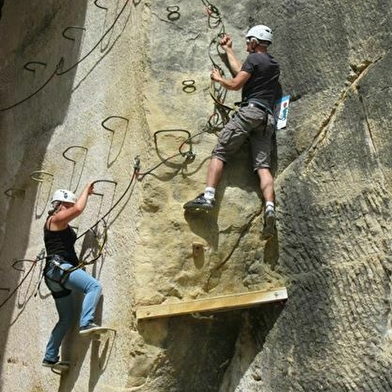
<box><xmin>220</xmin><ymin>35</ymin><xmax>242</xmax><ymax>75</ymax></box>
<box><xmin>224</xmin><ymin>47</ymin><xmax>243</xmax><ymax>76</ymax></box>
<box><xmin>211</xmin><ymin>68</ymin><xmax>250</xmax><ymax>91</ymax></box>
<box><xmin>210</xmin><ymin>34</ymin><xmax>251</xmax><ymax>90</ymax></box>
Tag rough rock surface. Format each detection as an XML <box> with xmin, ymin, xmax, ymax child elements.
<box><xmin>0</xmin><ymin>0</ymin><xmax>392</xmax><ymax>391</ymax></box>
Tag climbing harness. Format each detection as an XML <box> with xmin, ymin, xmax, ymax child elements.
<box><xmin>43</xmin><ymin>255</ymin><xmax>72</xmax><ymax>298</ymax></box>
<box><xmin>236</xmin><ymin>99</ymin><xmax>273</xmax><ymax>115</ymax></box>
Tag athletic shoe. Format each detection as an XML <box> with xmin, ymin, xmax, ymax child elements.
<box><xmin>261</xmin><ymin>209</ymin><xmax>276</xmax><ymax>240</ymax></box>
<box><xmin>42</xmin><ymin>358</ymin><xmax>59</xmax><ymax>367</ymax></box>
<box><xmin>183</xmin><ymin>193</ymin><xmax>215</xmax><ymax>211</ymax></box>
<box><xmin>79</xmin><ymin>323</ymin><xmax>103</xmax><ymax>336</ymax></box>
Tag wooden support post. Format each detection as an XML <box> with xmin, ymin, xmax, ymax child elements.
<box><xmin>136</xmin><ymin>287</ymin><xmax>288</xmax><ymax>320</ymax></box>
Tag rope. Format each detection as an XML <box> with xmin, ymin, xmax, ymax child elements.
<box><xmin>0</xmin><ymin>249</ymin><xmax>46</xmax><ymax>309</ymax></box>
<box><xmin>0</xmin><ymin>59</ymin><xmax>63</xmax><ymax>112</ymax></box>
<box><xmin>63</xmin><ymin>165</ymin><xmax>139</xmax><ymax>273</ymax></box>
<box><xmin>201</xmin><ymin>0</ymin><xmax>235</xmax><ymax>123</ymax></box>
<box><xmin>0</xmin><ymin>0</ymin><xmax>130</xmax><ymax>112</ymax></box>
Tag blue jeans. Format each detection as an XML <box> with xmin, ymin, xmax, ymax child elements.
<box><xmin>44</xmin><ymin>262</ymin><xmax>102</xmax><ymax>362</ymax></box>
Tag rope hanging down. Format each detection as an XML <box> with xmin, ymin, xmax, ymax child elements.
<box><xmin>135</xmin><ymin>3</ymin><xmax>243</xmax><ymax>181</ymax></box>
<box><xmin>201</xmin><ymin>0</ymin><xmax>234</xmax><ymax>126</ymax></box>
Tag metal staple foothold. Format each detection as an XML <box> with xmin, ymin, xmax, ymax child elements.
<box><xmin>94</xmin><ymin>0</ymin><xmax>108</xmax><ymax>10</ymax></box>
<box><xmin>62</xmin><ymin>26</ymin><xmax>87</xmax><ymax>41</ymax></box>
<box><xmin>23</xmin><ymin>61</ymin><xmax>47</xmax><ymax>72</ymax></box>
<box><xmin>29</xmin><ymin>171</ymin><xmax>54</xmax><ymax>183</ymax></box>
<box><xmin>4</xmin><ymin>188</ymin><xmax>25</xmax><ymax>198</ymax></box>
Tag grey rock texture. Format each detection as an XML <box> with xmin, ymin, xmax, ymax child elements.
<box><xmin>0</xmin><ymin>0</ymin><xmax>392</xmax><ymax>391</ymax></box>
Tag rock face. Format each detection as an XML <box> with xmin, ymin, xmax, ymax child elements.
<box><xmin>1</xmin><ymin>0</ymin><xmax>392</xmax><ymax>391</ymax></box>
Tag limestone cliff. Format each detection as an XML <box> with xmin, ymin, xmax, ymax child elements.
<box><xmin>0</xmin><ymin>1</ymin><xmax>392</xmax><ymax>391</ymax></box>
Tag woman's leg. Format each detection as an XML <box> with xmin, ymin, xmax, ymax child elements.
<box><xmin>63</xmin><ymin>268</ymin><xmax>102</xmax><ymax>328</ymax></box>
<box><xmin>44</xmin><ymin>293</ymin><xmax>74</xmax><ymax>362</ymax></box>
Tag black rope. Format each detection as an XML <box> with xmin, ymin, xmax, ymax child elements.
<box><xmin>0</xmin><ymin>58</ymin><xmax>63</xmax><ymax>112</ymax></box>
<box><xmin>135</xmin><ymin>130</ymin><xmax>203</xmax><ymax>180</ymax></box>
<box><xmin>57</xmin><ymin>0</ymin><xmax>129</xmax><ymax>75</ymax></box>
<box><xmin>201</xmin><ymin>0</ymin><xmax>234</xmax><ymax>123</ymax></box>
<box><xmin>78</xmin><ymin>217</ymin><xmax>108</xmax><ymax>266</ymax></box>
<box><xmin>0</xmin><ymin>249</ymin><xmax>46</xmax><ymax>309</ymax></box>
<box><xmin>77</xmin><ymin>168</ymin><xmax>137</xmax><ymax>240</ymax></box>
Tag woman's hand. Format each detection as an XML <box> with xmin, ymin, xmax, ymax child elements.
<box><xmin>87</xmin><ymin>182</ymin><xmax>95</xmax><ymax>196</ymax></box>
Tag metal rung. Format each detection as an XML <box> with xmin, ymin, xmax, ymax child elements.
<box><xmin>29</xmin><ymin>170</ymin><xmax>54</xmax><ymax>183</ymax></box>
<box><xmin>4</xmin><ymin>188</ymin><xmax>25</xmax><ymax>198</ymax></box>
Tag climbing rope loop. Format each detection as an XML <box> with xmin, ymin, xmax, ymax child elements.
<box><xmin>201</xmin><ymin>0</ymin><xmax>235</xmax><ymax>126</ymax></box>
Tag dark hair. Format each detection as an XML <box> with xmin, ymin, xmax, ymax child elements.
<box><xmin>48</xmin><ymin>201</ymin><xmax>61</xmax><ymax>216</ymax></box>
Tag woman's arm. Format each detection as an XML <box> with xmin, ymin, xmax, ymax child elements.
<box><xmin>49</xmin><ymin>183</ymin><xmax>94</xmax><ymax>230</ymax></box>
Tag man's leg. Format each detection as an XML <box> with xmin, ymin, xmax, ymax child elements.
<box><xmin>257</xmin><ymin>167</ymin><xmax>274</xmax><ymax>203</ymax></box>
<box><xmin>206</xmin><ymin>157</ymin><xmax>224</xmax><ymax>188</ymax></box>
<box><xmin>183</xmin><ymin>157</ymin><xmax>224</xmax><ymax>211</ymax></box>
<box><xmin>184</xmin><ymin>110</ymin><xmax>250</xmax><ymax>211</ymax></box>
<box><xmin>257</xmin><ymin>167</ymin><xmax>276</xmax><ymax>239</ymax></box>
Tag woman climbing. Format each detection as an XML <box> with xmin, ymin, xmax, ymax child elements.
<box><xmin>42</xmin><ymin>183</ymin><xmax>104</xmax><ymax>368</ymax></box>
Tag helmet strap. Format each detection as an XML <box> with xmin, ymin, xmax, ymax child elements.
<box><xmin>259</xmin><ymin>40</ymin><xmax>270</xmax><ymax>47</ymax></box>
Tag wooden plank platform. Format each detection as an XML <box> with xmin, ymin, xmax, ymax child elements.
<box><xmin>136</xmin><ymin>287</ymin><xmax>288</xmax><ymax>320</ymax></box>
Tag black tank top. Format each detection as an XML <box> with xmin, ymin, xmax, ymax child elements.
<box><xmin>44</xmin><ymin>220</ymin><xmax>79</xmax><ymax>266</ymax></box>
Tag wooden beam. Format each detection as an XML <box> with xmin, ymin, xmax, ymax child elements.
<box><xmin>136</xmin><ymin>287</ymin><xmax>288</xmax><ymax>320</ymax></box>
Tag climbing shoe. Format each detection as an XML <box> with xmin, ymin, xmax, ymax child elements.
<box><xmin>183</xmin><ymin>193</ymin><xmax>215</xmax><ymax>211</ymax></box>
<box><xmin>43</xmin><ymin>358</ymin><xmax>70</xmax><ymax>372</ymax></box>
<box><xmin>79</xmin><ymin>323</ymin><xmax>103</xmax><ymax>336</ymax></box>
<box><xmin>261</xmin><ymin>209</ymin><xmax>276</xmax><ymax>240</ymax></box>
<box><xmin>42</xmin><ymin>358</ymin><xmax>59</xmax><ymax>367</ymax></box>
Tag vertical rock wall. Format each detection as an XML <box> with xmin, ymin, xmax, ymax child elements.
<box><xmin>0</xmin><ymin>0</ymin><xmax>392</xmax><ymax>391</ymax></box>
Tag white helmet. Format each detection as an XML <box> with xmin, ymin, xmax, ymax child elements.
<box><xmin>246</xmin><ymin>25</ymin><xmax>273</xmax><ymax>44</ymax></box>
<box><xmin>51</xmin><ymin>189</ymin><xmax>77</xmax><ymax>205</ymax></box>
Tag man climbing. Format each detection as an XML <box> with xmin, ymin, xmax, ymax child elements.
<box><xmin>183</xmin><ymin>25</ymin><xmax>281</xmax><ymax>240</ymax></box>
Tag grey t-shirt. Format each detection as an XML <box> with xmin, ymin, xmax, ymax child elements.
<box><xmin>241</xmin><ymin>52</ymin><xmax>280</xmax><ymax>110</ymax></box>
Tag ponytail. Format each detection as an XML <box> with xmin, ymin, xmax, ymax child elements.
<box><xmin>48</xmin><ymin>201</ymin><xmax>61</xmax><ymax>216</ymax></box>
